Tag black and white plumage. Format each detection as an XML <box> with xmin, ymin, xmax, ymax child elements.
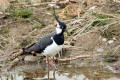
<box><xmin>22</xmin><ymin>17</ymin><xmax>67</xmax><ymax>57</ymax></box>
<box><xmin>22</xmin><ymin>8</ymin><xmax>67</xmax><ymax>77</ymax></box>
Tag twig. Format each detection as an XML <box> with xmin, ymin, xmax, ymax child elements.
<box><xmin>102</xmin><ymin>21</ymin><xmax>119</xmax><ymax>32</ymax></box>
<box><xmin>0</xmin><ymin>44</ymin><xmax>5</xmax><ymax>49</ymax></box>
<box><xmin>57</xmin><ymin>53</ymin><xmax>102</xmax><ymax>62</ymax></box>
<box><xmin>7</xmin><ymin>56</ymin><xmax>25</xmax><ymax>71</ymax></box>
<box><xmin>6</xmin><ymin>49</ymin><xmax>23</xmax><ymax>61</ymax></box>
<box><xmin>64</xmin><ymin>45</ymin><xmax>87</xmax><ymax>50</ymax></box>
<box><xmin>97</xmin><ymin>12</ymin><xmax>120</xmax><ymax>20</ymax></box>
<box><xmin>73</xmin><ymin>19</ymin><xmax>97</xmax><ymax>39</ymax></box>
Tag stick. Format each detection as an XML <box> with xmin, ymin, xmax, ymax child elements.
<box><xmin>7</xmin><ymin>56</ymin><xmax>25</xmax><ymax>71</ymax></box>
<box><xmin>7</xmin><ymin>49</ymin><xmax>23</xmax><ymax>61</ymax></box>
<box><xmin>57</xmin><ymin>53</ymin><xmax>102</xmax><ymax>62</ymax></box>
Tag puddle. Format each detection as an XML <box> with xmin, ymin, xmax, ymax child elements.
<box><xmin>0</xmin><ymin>58</ymin><xmax>120</xmax><ymax>80</ymax></box>
<box><xmin>0</xmin><ymin>0</ymin><xmax>120</xmax><ymax>80</ymax></box>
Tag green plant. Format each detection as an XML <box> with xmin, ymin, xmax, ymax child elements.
<box><xmin>92</xmin><ymin>13</ymin><xmax>112</xmax><ymax>19</ymax></box>
<box><xmin>24</xmin><ymin>19</ymin><xmax>31</xmax><ymax>23</ymax></box>
<box><xmin>1</xmin><ymin>27</ymin><xmax>9</xmax><ymax>34</ymax></box>
<box><xmin>91</xmin><ymin>20</ymin><xmax>109</xmax><ymax>27</ymax></box>
<box><xmin>7</xmin><ymin>5</ymin><xmax>14</xmax><ymax>12</ymax></box>
<box><xmin>12</xmin><ymin>10</ymin><xmax>32</xmax><ymax>18</ymax></box>
<box><xmin>9</xmin><ymin>7</ymin><xmax>33</xmax><ymax>19</ymax></box>
<box><xmin>33</xmin><ymin>23</ymin><xmax>44</xmax><ymax>29</ymax></box>
<box><xmin>7</xmin><ymin>61</ymin><xmax>11</xmax><ymax>65</ymax></box>
<box><xmin>115</xmin><ymin>10</ymin><xmax>120</xmax><ymax>14</ymax></box>
<box><xmin>102</xmin><ymin>25</ymin><xmax>120</xmax><ymax>39</ymax></box>
<box><xmin>0</xmin><ymin>39</ymin><xmax>7</xmax><ymax>49</ymax></box>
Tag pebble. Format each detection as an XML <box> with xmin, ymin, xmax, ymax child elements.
<box><xmin>113</xmin><ymin>37</ymin><xmax>116</xmax><ymax>40</ymax></box>
<box><xmin>89</xmin><ymin>6</ymin><xmax>96</xmax><ymax>10</ymax></box>
<box><xmin>24</xmin><ymin>55</ymin><xmax>38</xmax><ymax>62</ymax></box>
<box><xmin>108</xmin><ymin>40</ymin><xmax>114</xmax><ymax>44</ymax></box>
<box><xmin>96</xmin><ymin>48</ymin><xmax>104</xmax><ymax>53</ymax></box>
<box><xmin>102</xmin><ymin>38</ymin><xmax>107</xmax><ymax>42</ymax></box>
<box><xmin>0</xmin><ymin>12</ymin><xmax>3</xmax><ymax>14</ymax></box>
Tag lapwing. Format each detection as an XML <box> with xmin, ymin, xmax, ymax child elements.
<box><xmin>22</xmin><ymin>8</ymin><xmax>67</xmax><ymax>71</ymax></box>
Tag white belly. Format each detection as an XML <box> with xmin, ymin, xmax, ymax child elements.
<box><xmin>42</xmin><ymin>40</ymin><xmax>63</xmax><ymax>56</ymax></box>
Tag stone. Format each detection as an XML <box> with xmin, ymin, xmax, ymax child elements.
<box><xmin>108</xmin><ymin>40</ymin><xmax>114</xmax><ymax>44</ymax></box>
<box><xmin>102</xmin><ymin>38</ymin><xmax>107</xmax><ymax>42</ymax></box>
<box><xmin>96</xmin><ymin>48</ymin><xmax>104</xmax><ymax>53</ymax></box>
<box><xmin>24</xmin><ymin>55</ymin><xmax>38</xmax><ymax>62</ymax></box>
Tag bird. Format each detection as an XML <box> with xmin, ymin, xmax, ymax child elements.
<box><xmin>22</xmin><ymin>8</ymin><xmax>67</xmax><ymax>73</ymax></box>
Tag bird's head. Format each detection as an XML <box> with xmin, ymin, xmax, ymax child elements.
<box><xmin>56</xmin><ymin>21</ymin><xmax>67</xmax><ymax>34</ymax></box>
<box><xmin>53</xmin><ymin>7</ymin><xmax>67</xmax><ymax>35</ymax></box>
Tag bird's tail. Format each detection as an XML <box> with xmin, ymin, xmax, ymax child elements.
<box><xmin>22</xmin><ymin>43</ymin><xmax>35</xmax><ymax>54</ymax></box>
<box><xmin>22</xmin><ymin>48</ymin><xmax>26</xmax><ymax>54</ymax></box>
<box><xmin>22</xmin><ymin>47</ymin><xmax>31</xmax><ymax>54</ymax></box>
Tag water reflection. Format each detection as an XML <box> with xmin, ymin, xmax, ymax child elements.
<box><xmin>0</xmin><ymin>61</ymin><xmax>120</xmax><ymax>80</ymax></box>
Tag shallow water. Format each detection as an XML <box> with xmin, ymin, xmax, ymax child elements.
<box><xmin>0</xmin><ymin>58</ymin><xmax>120</xmax><ymax>80</ymax></box>
<box><xmin>1</xmin><ymin>0</ymin><xmax>120</xmax><ymax>80</ymax></box>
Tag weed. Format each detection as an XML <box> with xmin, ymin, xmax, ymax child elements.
<box><xmin>7</xmin><ymin>5</ymin><xmax>14</xmax><ymax>12</ymax></box>
<box><xmin>0</xmin><ymin>39</ymin><xmax>8</xmax><ymax>49</ymax></box>
<box><xmin>0</xmin><ymin>39</ymin><xmax>6</xmax><ymax>46</ymax></box>
<box><xmin>115</xmin><ymin>10</ymin><xmax>120</xmax><ymax>14</ymax></box>
<box><xmin>7</xmin><ymin>61</ymin><xmax>11</xmax><ymax>65</ymax></box>
<box><xmin>91</xmin><ymin>20</ymin><xmax>109</xmax><ymax>27</ymax></box>
<box><xmin>102</xmin><ymin>24</ymin><xmax>120</xmax><ymax>39</ymax></box>
<box><xmin>10</xmin><ymin>9</ymin><xmax>33</xmax><ymax>18</ymax></box>
<box><xmin>1</xmin><ymin>27</ymin><xmax>9</xmax><ymax>34</ymax></box>
<box><xmin>24</xmin><ymin>19</ymin><xmax>31</xmax><ymax>23</ymax></box>
<box><xmin>7</xmin><ymin>5</ymin><xmax>33</xmax><ymax>19</ymax></box>
<box><xmin>92</xmin><ymin>13</ymin><xmax>113</xmax><ymax>19</ymax></box>
<box><xmin>33</xmin><ymin>23</ymin><xmax>44</xmax><ymax>29</ymax></box>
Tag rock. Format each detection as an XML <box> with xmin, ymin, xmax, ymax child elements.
<box><xmin>24</xmin><ymin>55</ymin><xmax>38</xmax><ymax>62</ymax></box>
<box><xmin>114</xmin><ymin>62</ymin><xmax>120</xmax><ymax>71</ymax></box>
<box><xmin>96</xmin><ymin>48</ymin><xmax>104</xmax><ymax>53</ymax></box>
<box><xmin>102</xmin><ymin>38</ymin><xmax>107</xmax><ymax>42</ymax></box>
<box><xmin>108</xmin><ymin>40</ymin><xmax>114</xmax><ymax>44</ymax></box>
<box><xmin>113</xmin><ymin>37</ymin><xmax>116</xmax><ymax>40</ymax></box>
<box><xmin>0</xmin><ymin>12</ymin><xmax>3</xmax><ymax>14</ymax></box>
<box><xmin>104</xmin><ymin>56</ymin><xmax>118</xmax><ymax>63</ymax></box>
<box><xmin>88</xmin><ymin>6</ymin><xmax>96</xmax><ymax>11</ymax></box>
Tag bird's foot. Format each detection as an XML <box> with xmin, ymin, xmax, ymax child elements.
<box><xmin>55</xmin><ymin>66</ymin><xmax>58</xmax><ymax>70</ymax></box>
<box><xmin>51</xmin><ymin>62</ymin><xmax>58</xmax><ymax>70</ymax></box>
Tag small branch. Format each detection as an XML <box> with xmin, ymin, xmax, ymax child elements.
<box><xmin>97</xmin><ymin>12</ymin><xmax>120</xmax><ymax>20</ymax></box>
<box><xmin>7</xmin><ymin>56</ymin><xmax>25</xmax><ymax>71</ymax></box>
<box><xmin>6</xmin><ymin>49</ymin><xmax>23</xmax><ymax>61</ymax></box>
<box><xmin>57</xmin><ymin>54</ymin><xmax>102</xmax><ymax>62</ymax></box>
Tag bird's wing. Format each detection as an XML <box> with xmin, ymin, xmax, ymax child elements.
<box><xmin>23</xmin><ymin>32</ymin><xmax>55</xmax><ymax>53</ymax></box>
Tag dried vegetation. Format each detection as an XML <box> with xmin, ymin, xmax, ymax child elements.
<box><xmin>0</xmin><ymin>0</ymin><xmax>120</xmax><ymax>69</ymax></box>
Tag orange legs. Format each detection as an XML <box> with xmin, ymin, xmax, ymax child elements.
<box><xmin>46</xmin><ymin>56</ymin><xmax>58</xmax><ymax>80</ymax></box>
<box><xmin>52</xmin><ymin>56</ymin><xmax>58</xmax><ymax>69</ymax></box>
<box><xmin>47</xmin><ymin>56</ymin><xmax>50</xmax><ymax>80</ymax></box>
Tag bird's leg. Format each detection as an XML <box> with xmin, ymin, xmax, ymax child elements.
<box><xmin>58</xmin><ymin>52</ymin><xmax>61</xmax><ymax>58</ymax></box>
<box><xmin>52</xmin><ymin>56</ymin><xmax>58</xmax><ymax>70</ymax></box>
<box><xmin>47</xmin><ymin>56</ymin><xmax>50</xmax><ymax>80</ymax></box>
<box><xmin>53</xmin><ymin>70</ymin><xmax>56</xmax><ymax>80</ymax></box>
